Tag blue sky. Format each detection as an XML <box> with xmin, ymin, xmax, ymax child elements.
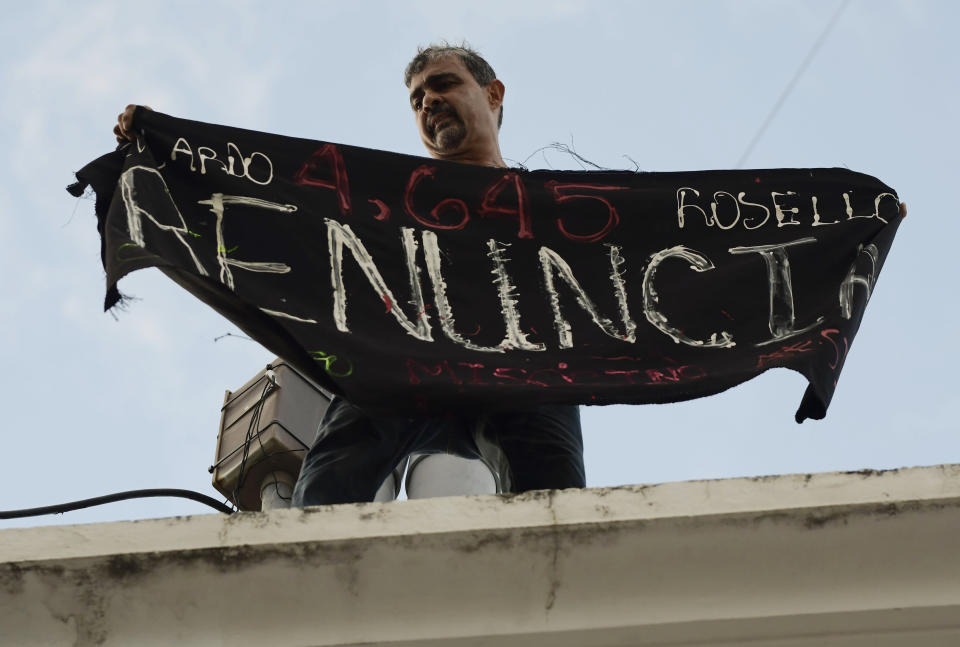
<box><xmin>1</xmin><ymin>0</ymin><xmax>957</xmax><ymax>528</ymax></box>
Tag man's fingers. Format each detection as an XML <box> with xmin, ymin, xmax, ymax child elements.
<box><xmin>899</xmin><ymin>201</ymin><xmax>907</xmax><ymax>219</ymax></box>
<box><xmin>121</xmin><ymin>106</ymin><xmax>134</xmax><ymax>133</ymax></box>
<box><xmin>115</xmin><ymin>113</ymin><xmax>131</xmax><ymax>141</ymax></box>
<box><xmin>114</xmin><ymin>104</ymin><xmax>143</xmax><ymax>142</ymax></box>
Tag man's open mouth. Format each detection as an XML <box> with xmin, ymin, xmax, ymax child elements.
<box><xmin>429</xmin><ymin>111</ymin><xmax>456</xmax><ymax>133</ymax></box>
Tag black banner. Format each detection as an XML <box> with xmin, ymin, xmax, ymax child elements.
<box><xmin>70</xmin><ymin>110</ymin><xmax>901</xmax><ymax>421</ymax></box>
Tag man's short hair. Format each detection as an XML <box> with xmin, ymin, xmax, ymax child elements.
<box><xmin>404</xmin><ymin>43</ymin><xmax>503</xmax><ymax>128</ymax></box>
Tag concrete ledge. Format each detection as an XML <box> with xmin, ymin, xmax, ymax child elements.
<box><xmin>2</xmin><ymin>465</ymin><xmax>959</xmax><ymax>646</ymax></box>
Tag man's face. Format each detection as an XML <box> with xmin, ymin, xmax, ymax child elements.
<box><xmin>408</xmin><ymin>55</ymin><xmax>501</xmax><ymax>161</ymax></box>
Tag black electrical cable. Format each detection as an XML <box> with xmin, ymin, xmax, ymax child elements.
<box><xmin>0</xmin><ymin>488</ymin><xmax>234</xmax><ymax>520</ymax></box>
<box><xmin>232</xmin><ymin>377</ymin><xmax>274</xmax><ymax>507</ymax></box>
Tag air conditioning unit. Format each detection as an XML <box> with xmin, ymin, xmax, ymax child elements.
<box><xmin>211</xmin><ymin>359</ymin><xmax>332</xmax><ymax>511</ymax></box>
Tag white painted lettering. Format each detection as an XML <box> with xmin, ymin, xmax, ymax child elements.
<box><xmin>869</xmin><ymin>193</ymin><xmax>897</xmax><ymax>224</ymax></box>
<box><xmin>169</xmin><ymin>136</ymin><xmax>273</xmax><ymax>185</ymax></box>
<box><xmin>421</xmin><ymin>231</ymin><xmax>504</xmax><ymax>352</ymax></box>
<box><xmin>842</xmin><ymin>192</ymin><xmax>854</xmax><ymax>219</ymax></box>
<box><xmin>197</xmin><ymin>146</ymin><xmax>227</xmax><ymax>175</ymax></box>
<box><xmin>539</xmin><ymin>245</ymin><xmax>637</xmax><ymax>349</ymax></box>
<box><xmin>170</xmin><ymin>137</ymin><xmax>195</xmax><ymax>171</ymax></box>
<box><xmin>488</xmin><ymin>241</ymin><xmax>547</xmax><ymax>351</ymax></box>
<box><xmin>119</xmin><ymin>165</ymin><xmax>207</xmax><ymax>276</ymax></box>
<box><xmin>710</xmin><ymin>191</ymin><xmax>740</xmax><ymax>230</ymax></box>
<box><xmin>771</xmin><ymin>191</ymin><xmax>800</xmax><ymax>227</ymax></box>
<box><xmin>811</xmin><ymin>195</ymin><xmax>838</xmax><ymax>226</ymax></box>
<box><xmin>728</xmin><ymin>237</ymin><xmax>824</xmax><ymax>346</ymax></box>
<box><xmin>641</xmin><ymin>246</ymin><xmax>735</xmax><ymax>348</ymax></box>
<box><xmin>676</xmin><ymin>187</ymin><xmax>710</xmax><ymax>229</ymax></box>
<box><xmin>226</xmin><ymin>142</ymin><xmax>273</xmax><ymax>185</ymax></box>
<box><xmin>738</xmin><ymin>192</ymin><xmax>771</xmax><ymax>230</ymax></box>
<box><xmin>839</xmin><ymin>243</ymin><xmax>879</xmax><ymax>319</ymax></box>
<box><xmin>325</xmin><ymin>220</ymin><xmax>433</xmax><ymax>341</ymax></box>
<box><xmin>197</xmin><ymin>194</ymin><xmax>296</xmax><ymax>292</ymax></box>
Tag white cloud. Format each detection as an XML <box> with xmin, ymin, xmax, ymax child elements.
<box><xmin>129</xmin><ymin>315</ymin><xmax>171</xmax><ymax>351</ymax></box>
<box><xmin>2</xmin><ymin>1</ymin><xmax>283</xmax><ymax>183</ymax></box>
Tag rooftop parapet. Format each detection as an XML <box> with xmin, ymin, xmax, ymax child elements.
<box><xmin>2</xmin><ymin>464</ymin><xmax>959</xmax><ymax>646</ymax></box>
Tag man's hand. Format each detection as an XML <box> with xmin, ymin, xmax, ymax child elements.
<box><xmin>113</xmin><ymin>104</ymin><xmax>152</xmax><ymax>143</ymax></box>
<box><xmin>900</xmin><ymin>202</ymin><xmax>907</xmax><ymax>219</ymax></box>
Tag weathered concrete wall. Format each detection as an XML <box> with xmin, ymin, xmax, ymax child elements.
<box><xmin>2</xmin><ymin>465</ymin><xmax>959</xmax><ymax>646</ymax></box>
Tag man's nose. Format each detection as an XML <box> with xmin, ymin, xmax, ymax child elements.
<box><xmin>422</xmin><ymin>91</ymin><xmax>442</xmax><ymax>112</ymax></box>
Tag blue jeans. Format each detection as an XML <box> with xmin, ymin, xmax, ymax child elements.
<box><xmin>292</xmin><ymin>397</ymin><xmax>584</xmax><ymax>506</ymax></box>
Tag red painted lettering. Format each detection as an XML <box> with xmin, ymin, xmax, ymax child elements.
<box><xmin>457</xmin><ymin>362</ymin><xmax>487</xmax><ymax>385</ymax></box>
<box><xmin>478</xmin><ymin>173</ymin><xmax>533</xmax><ymax>239</ymax></box>
<box><xmin>645</xmin><ymin>365</ymin><xmax>706</xmax><ymax>384</ymax></box>
<box><xmin>545</xmin><ymin>181</ymin><xmax>629</xmax><ymax>243</ymax></box>
<box><xmin>820</xmin><ymin>328</ymin><xmax>848</xmax><ymax>371</ymax></box>
<box><xmin>645</xmin><ymin>368</ymin><xmax>679</xmax><ymax>384</ymax></box>
<box><xmin>603</xmin><ymin>369</ymin><xmax>644</xmax><ymax>385</ymax></box>
<box><xmin>404</xmin><ymin>165</ymin><xmax>470</xmax><ymax>231</ymax></box>
<box><xmin>492</xmin><ymin>367</ymin><xmax>524</xmax><ymax>383</ymax></box>
<box><xmin>294</xmin><ymin>144</ymin><xmax>351</xmax><ymax>215</ymax></box>
<box><xmin>406</xmin><ymin>358</ymin><xmax>461</xmax><ymax>385</ymax></box>
<box><xmin>368</xmin><ymin>198</ymin><xmax>390</xmax><ymax>221</ymax></box>
<box><xmin>755</xmin><ymin>339</ymin><xmax>815</xmax><ymax>369</ymax></box>
<box><xmin>526</xmin><ymin>366</ymin><xmax>577</xmax><ymax>386</ymax></box>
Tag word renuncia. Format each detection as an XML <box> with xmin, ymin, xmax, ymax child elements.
<box><xmin>120</xmin><ymin>164</ymin><xmax>878</xmax><ymax>354</ymax></box>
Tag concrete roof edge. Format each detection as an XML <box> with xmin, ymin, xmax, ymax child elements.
<box><xmin>2</xmin><ymin>462</ymin><xmax>958</xmax><ymax>564</ymax></box>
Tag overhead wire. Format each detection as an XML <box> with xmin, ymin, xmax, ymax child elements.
<box><xmin>735</xmin><ymin>0</ymin><xmax>851</xmax><ymax>168</ymax></box>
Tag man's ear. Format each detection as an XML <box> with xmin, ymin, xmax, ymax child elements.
<box><xmin>487</xmin><ymin>79</ymin><xmax>505</xmax><ymax>111</ymax></box>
